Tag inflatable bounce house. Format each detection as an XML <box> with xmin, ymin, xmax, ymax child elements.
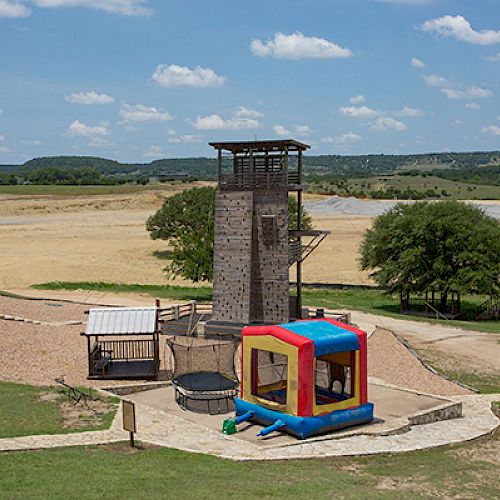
<box><xmin>226</xmin><ymin>318</ymin><xmax>374</xmax><ymax>439</ymax></box>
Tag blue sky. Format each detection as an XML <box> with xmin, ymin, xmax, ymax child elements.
<box><xmin>0</xmin><ymin>0</ymin><xmax>499</xmax><ymax>163</ymax></box>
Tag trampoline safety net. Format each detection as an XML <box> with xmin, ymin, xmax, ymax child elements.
<box><xmin>167</xmin><ymin>336</ymin><xmax>239</xmax><ymax>414</ymax></box>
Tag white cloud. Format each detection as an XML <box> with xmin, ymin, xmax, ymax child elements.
<box><xmin>465</xmin><ymin>103</ymin><xmax>480</xmax><ymax>110</ymax></box>
<box><xmin>190</xmin><ymin>114</ymin><xmax>261</xmax><ymax>130</ymax></box>
<box><xmin>0</xmin><ymin>134</ymin><xmax>5</xmax><ymax>141</ymax></box>
<box><xmin>423</xmin><ymin>73</ymin><xmax>493</xmax><ymax>100</ymax></box>
<box><xmin>349</xmin><ymin>95</ymin><xmax>366</xmax><ymax>104</ymax></box>
<box><xmin>422</xmin><ymin>15</ymin><xmax>500</xmax><ymax>46</ymax></box>
<box><xmin>441</xmin><ymin>86</ymin><xmax>493</xmax><ymax>99</ymax></box>
<box><xmin>66</xmin><ymin>120</ymin><xmax>110</xmax><ymax>146</ymax></box>
<box><xmin>250</xmin><ymin>32</ymin><xmax>352</xmax><ymax>59</ymax></box>
<box><xmin>66</xmin><ymin>120</ymin><xmax>109</xmax><ymax>138</ymax></box>
<box><xmin>453</xmin><ymin>119</ymin><xmax>463</xmax><ymax>126</ymax></box>
<box><xmin>273</xmin><ymin>124</ymin><xmax>310</xmax><ymax>137</ymax></box>
<box><xmin>322</xmin><ymin>132</ymin><xmax>361</xmax><ymax>144</ymax></box>
<box><xmin>119</xmin><ymin>103</ymin><xmax>173</xmax><ymax>123</ymax></box>
<box><xmin>0</xmin><ymin>108</ymin><xmax>3</xmax><ymax>114</ymax></box>
<box><xmin>65</xmin><ymin>91</ymin><xmax>115</xmax><ymax>105</ymax></box>
<box><xmin>370</xmin><ymin>116</ymin><xmax>407</xmax><ymax>131</ymax></box>
<box><xmin>32</xmin><ymin>0</ymin><xmax>153</xmax><ymax>16</ymax></box>
<box><xmin>411</xmin><ymin>57</ymin><xmax>426</xmax><ymax>68</ymax></box>
<box><xmin>273</xmin><ymin>125</ymin><xmax>291</xmax><ymax>137</ymax></box>
<box><xmin>144</xmin><ymin>145</ymin><xmax>164</xmax><ymax>158</ymax></box>
<box><xmin>294</xmin><ymin>125</ymin><xmax>311</xmax><ymax>136</ymax></box>
<box><xmin>482</xmin><ymin>52</ymin><xmax>500</xmax><ymax>62</ymax></box>
<box><xmin>393</xmin><ymin>106</ymin><xmax>423</xmax><ymax>117</ymax></box>
<box><xmin>0</xmin><ymin>146</ymin><xmax>11</xmax><ymax>152</ymax></box>
<box><xmin>0</xmin><ymin>0</ymin><xmax>31</xmax><ymax>18</ymax></box>
<box><xmin>423</xmin><ymin>74</ymin><xmax>453</xmax><ymax>88</ymax></box>
<box><xmin>340</xmin><ymin>105</ymin><xmax>379</xmax><ymax>118</ymax></box>
<box><xmin>482</xmin><ymin>125</ymin><xmax>500</xmax><ymax>136</ymax></box>
<box><xmin>168</xmin><ymin>134</ymin><xmax>203</xmax><ymax>144</ymax></box>
<box><xmin>234</xmin><ymin>106</ymin><xmax>262</xmax><ymax>118</ymax></box>
<box><xmin>151</xmin><ymin>64</ymin><xmax>225</xmax><ymax>88</ymax></box>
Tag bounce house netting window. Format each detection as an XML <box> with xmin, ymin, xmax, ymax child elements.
<box><xmin>315</xmin><ymin>355</ymin><xmax>353</xmax><ymax>405</ymax></box>
<box><xmin>251</xmin><ymin>349</ymin><xmax>288</xmax><ymax>405</ymax></box>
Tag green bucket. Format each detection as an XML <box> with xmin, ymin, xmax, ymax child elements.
<box><xmin>222</xmin><ymin>418</ymin><xmax>237</xmax><ymax>435</ymax></box>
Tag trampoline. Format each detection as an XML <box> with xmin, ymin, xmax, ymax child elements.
<box><xmin>167</xmin><ymin>337</ymin><xmax>239</xmax><ymax>415</ymax></box>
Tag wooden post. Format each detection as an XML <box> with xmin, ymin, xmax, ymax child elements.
<box><xmin>296</xmin><ymin>149</ymin><xmax>303</xmax><ymax>319</ymax></box>
<box><xmin>86</xmin><ymin>335</ymin><xmax>92</xmax><ymax>377</ymax></box>
<box><xmin>249</xmin><ymin>147</ymin><xmax>254</xmax><ymax>189</ymax></box>
<box><xmin>217</xmin><ymin>148</ymin><xmax>222</xmax><ymax>179</ymax></box>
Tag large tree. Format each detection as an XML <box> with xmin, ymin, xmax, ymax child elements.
<box><xmin>146</xmin><ymin>186</ymin><xmax>312</xmax><ymax>282</ymax></box>
<box><xmin>360</xmin><ymin>201</ymin><xmax>500</xmax><ymax>308</ymax></box>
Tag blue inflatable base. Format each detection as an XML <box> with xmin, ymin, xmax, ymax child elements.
<box><xmin>234</xmin><ymin>398</ymin><xmax>374</xmax><ymax>439</ymax></box>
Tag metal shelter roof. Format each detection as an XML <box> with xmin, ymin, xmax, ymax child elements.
<box><xmin>208</xmin><ymin>139</ymin><xmax>310</xmax><ymax>153</ymax></box>
<box><xmin>280</xmin><ymin>320</ymin><xmax>360</xmax><ymax>356</ymax></box>
<box><xmin>85</xmin><ymin>307</ymin><xmax>158</xmax><ymax>335</ymax></box>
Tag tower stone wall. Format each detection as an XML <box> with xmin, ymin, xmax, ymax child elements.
<box><xmin>211</xmin><ymin>190</ymin><xmax>289</xmax><ymax>325</ymax></box>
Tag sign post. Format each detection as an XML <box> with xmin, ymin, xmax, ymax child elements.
<box><xmin>122</xmin><ymin>400</ymin><xmax>137</xmax><ymax>447</ymax></box>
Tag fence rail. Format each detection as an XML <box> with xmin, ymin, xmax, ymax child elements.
<box><xmin>158</xmin><ymin>300</ymin><xmax>349</xmax><ymax>326</ymax></box>
<box><xmin>158</xmin><ymin>301</ymin><xmax>213</xmax><ymax>322</ymax></box>
<box><xmin>218</xmin><ymin>171</ymin><xmax>300</xmax><ymax>190</ymax></box>
<box><xmin>94</xmin><ymin>339</ymin><xmax>156</xmax><ymax>361</ymax></box>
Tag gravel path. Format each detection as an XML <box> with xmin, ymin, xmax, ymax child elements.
<box><xmin>305</xmin><ymin>196</ymin><xmax>500</xmax><ymax>219</ymax></box>
<box><xmin>0</xmin><ymin>295</ymin><xmax>88</xmax><ymax>323</ymax></box>
<box><xmin>0</xmin><ymin>296</ymin><xmax>476</xmax><ymax>397</ymax></box>
<box><xmin>0</xmin><ymin>320</ymin><xmax>89</xmax><ymax>387</ymax></box>
<box><xmin>368</xmin><ymin>328</ymin><xmax>472</xmax><ymax>397</ymax></box>
<box><xmin>350</xmin><ymin>309</ymin><xmax>500</xmax><ymax>372</ymax></box>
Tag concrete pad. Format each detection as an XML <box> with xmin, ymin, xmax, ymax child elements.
<box><xmin>127</xmin><ymin>382</ymin><xmax>449</xmax><ymax>447</ymax></box>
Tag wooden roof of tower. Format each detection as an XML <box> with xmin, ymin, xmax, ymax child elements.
<box><xmin>209</xmin><ymin>139</ymin><xmax>310</xmax><ymax>153</ymax></box>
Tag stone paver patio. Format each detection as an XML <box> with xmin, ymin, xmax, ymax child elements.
<box><xmin>0</xmin><ymin>391</ymin><xmax>497</xmax><ymax>461</ymax></box>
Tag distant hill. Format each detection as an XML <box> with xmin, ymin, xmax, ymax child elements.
<box><xmin>6</xmin><ymin>151</ymin><xmax>500</xmax><ymax>181</ymax></box>
<box><xmin>19</xmin><ymin>156</ymin><xmax>139</xmax><ymax>176</ymax></box>
<box><xmin>16</xmin><ymin>155</ymin><xmax>216</xmax><ymax>179</ymax></box>
<box><xmin>303</xmin><ymin>151</ymin><xmax>500</xmax><ymax>176</ymax></box>
<box><xmin>0</xmin><ymin>164</ymin><xmax>18</xmax><ymax>173</ymax></box>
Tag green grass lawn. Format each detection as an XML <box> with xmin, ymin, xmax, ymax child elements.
<box><xmin>414</xmin><ymin>347</ymin><xmax>500</xmax><ymax>395</ymax></box>
<box><xmin>0</xmin><ymin>381</ymin><xmax>118</xmax><ymax>438</ymax></box>
<box><xmin>31</xmin><ymin>281</ymin><xmax>213</xmax><ymax>303</ymax></box>
<box><xmin>335</xmin><ymin>174</ymin><xmax>500</xmax><ymax>200</ymax></box>
<box><xmin>301</xmin><ymin>288</ymin><xmax>499</xmax><ymax>334</ymax></box>
<box><xmin>31</xmin><ymin>282</ymin><xmax>499</xmax><ymax>334</ymax></box>
<box><xmin>0</xmin><ymin>430</ymin><xmax>499</xmax><ymax>499</ymax></box>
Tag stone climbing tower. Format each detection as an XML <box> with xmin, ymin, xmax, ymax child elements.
<box><xmin>205</xmin><ymin>140</ymin><xmax>310</xmax><ymax>335</ymax></box>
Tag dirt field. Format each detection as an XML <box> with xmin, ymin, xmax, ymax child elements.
<box><xmin>0</xmin><ymin>189</ymin><xmax>374</xmax><ymax>290</ymax></box>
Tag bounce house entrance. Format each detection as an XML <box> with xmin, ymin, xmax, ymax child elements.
<box><xmin>251</xmin><ymin>349</ymin><xmax>289</xmax><ymax>406</ymax></box>
<box><xmin>315</xmin><ymin>353</ymin><xmax>354</xmax><ymax>406</ymax></box>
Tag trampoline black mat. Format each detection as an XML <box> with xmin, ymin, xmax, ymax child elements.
<box><xmin>173</xmin><ymin>371</ymin><xmax>238</xmax><ymax>392</ymax></box>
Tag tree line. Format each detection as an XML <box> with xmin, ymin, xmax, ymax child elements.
<box><xmin>4</xmin><ymin>151</ymin><xmax>499</xmax><ymax>186</ymax></box>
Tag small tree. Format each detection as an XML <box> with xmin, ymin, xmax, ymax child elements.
<box><xmin>360</xmin><ymin>201</ymin><xmax>500</xmax><ymax>309</ymax></box>
<box><xmin>147</xmin><ymin>187</ymin><xmax>312</xmax><ymax>282</ymax></box>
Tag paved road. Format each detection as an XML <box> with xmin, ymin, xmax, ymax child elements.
<box><xmin>349</xmin><ymin>310</ymin><xmax>500</xmax><ymax>373</ymax></box>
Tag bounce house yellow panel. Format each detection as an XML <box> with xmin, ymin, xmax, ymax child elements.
<box><xmin>242</xmin><ymin>335</ymin><xmax>299</xmax><ymax>416</ymax></box>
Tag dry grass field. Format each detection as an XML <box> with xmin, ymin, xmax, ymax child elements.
<box><xmin>0</xmin><ymin>187</ymin><xmax>374</xmax><ymax>291</ymax></box>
